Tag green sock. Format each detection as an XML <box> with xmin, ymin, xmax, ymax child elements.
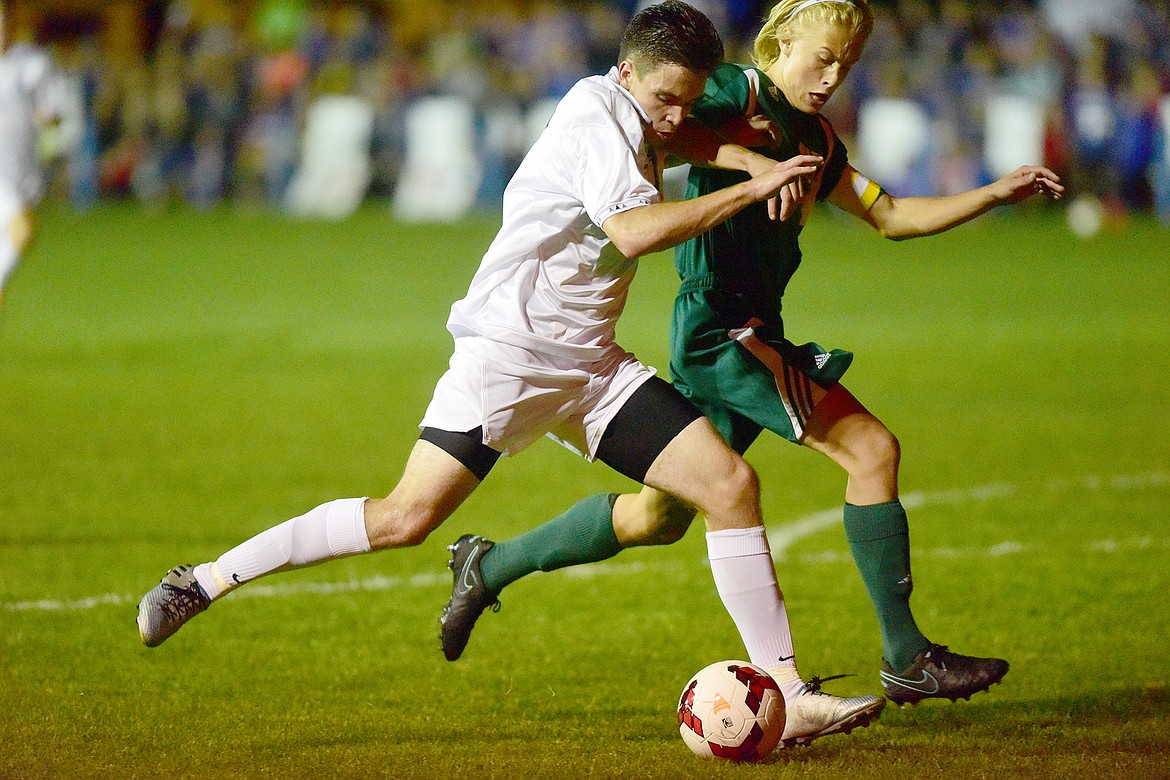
<box><xmin>480</xmin><ymin>493</ymin><xmax>622</xmax><ymax>594</ymax></box>
<box><xmin>843</xmin><ymin>500</ymin><xmax>930</xmax><ymax>671</ymax></box>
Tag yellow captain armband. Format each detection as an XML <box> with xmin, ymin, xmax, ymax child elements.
<box><xmin>848</xmin><ymin>168</ymin><xmax>883</xmax><ymax>210</ymax></box>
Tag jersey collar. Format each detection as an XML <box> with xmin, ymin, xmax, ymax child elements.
<box><xmin>605</xmin><ymin>66</ymin><xmax>653</xmax><ymax>126</ymax></box>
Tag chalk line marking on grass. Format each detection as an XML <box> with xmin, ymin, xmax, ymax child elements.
<box><xmin>767</xmin><ymin>482</ymin><xmax>1018</xmax><ymax>559</ymax></box>
<box><xmin>6</xmin><ymin>470</ymin><xmax>1167</xmax><ymax>613</ymax></box>
<box><xmin>770</xmin><ymin>470</ymin><xmax>1168</xmax><ymax>558</ymax></box>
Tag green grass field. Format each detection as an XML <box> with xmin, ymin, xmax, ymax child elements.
<box><xmin>2</xmin><ymin>203</ymin><xmax>1168</xmax><ymax>779</ymax></box>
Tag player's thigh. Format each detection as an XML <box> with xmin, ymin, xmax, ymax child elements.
<box><xmin>594</xmin><ymin>374</ymin><xmax>702</xmax><ymax>484</ymax></box>
<box><xmin>365</xmin><ymin>437</ymin><xmax>486</xmax><ymax>547</ymax></box>
<box><xmin>800</xmin><ymin>383</ymin><xmax>899</xmax><ymax>473</ymax></box>
<box><xmin>641</xmin><ymin>416</ymin><xmax>759</xmax><ymax>524</ymax></box>
<box><xmin>595</xmin><ymin>375</ymin><xmax>755</xmax><ymax>519</ymax></box>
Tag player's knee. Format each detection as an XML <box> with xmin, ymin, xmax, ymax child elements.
<box><xmin>363</xmin><ymin>498</ymin><xmax>436</xmax><ymax>549</ymax></box>
<box><xmin>860</xmin><ymin>427</ymin><xmax>900</xmax><ymax>478</ymax></box>
<box><xmin>701</xmin><ymin>457</ymin><xmax>760</xmax><ymax>518</ymax></box>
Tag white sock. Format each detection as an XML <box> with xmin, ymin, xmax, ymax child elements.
<box><xmin>193</xmin><ymin>498</ymin><xmax>370</xmax><ymax>600</ymax></box>
<box><xmin>706</xmin><ymin>526</ymin><xmax>802</xmax><ymax>699</ymax></box>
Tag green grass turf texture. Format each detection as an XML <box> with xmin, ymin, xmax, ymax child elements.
<box><xmin>1</xmin><ymin>203</ymin><xmax>1167</xmax><ymax>779</ymax></box>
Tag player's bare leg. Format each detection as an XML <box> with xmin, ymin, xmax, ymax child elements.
<box><xmin>801</xmin><ymin>383</ymin><xmax>1009</xmax><ymax>704</ymax></box>
<box><xmin>138</xmin><ymin>439</ymin><xmax>481</xmax><ymax>646</ymax></box>
<box><xmin>611</xmin><ymin>488</ymin><xmax>695</xmax><ymax>546</ymax></box>
<box><xmin>364</xmin><ymin>439</ymin><xmax>484</xmax><ymax>549</ymax></box>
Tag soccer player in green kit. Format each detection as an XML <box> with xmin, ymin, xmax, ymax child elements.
<box><xmin>442</xmin><ymin>0</ymin><xmax>1063</xmax><ymax>711</ymax></box>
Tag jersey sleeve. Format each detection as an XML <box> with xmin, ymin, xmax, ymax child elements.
<box><xmin>564</xmin><ymin>86</ymin><xmax>661</xmax><ymax>228</ymax></box>
<box><xmin>689</xmin><ymin>62</ymin><xmax>754</xmax><ymax>131</ymax></box>
<box><xmin>577</xmin><ymin>123</ymin><xmax>660</xmax><ymax>227</ymax></box>
<box><xmin>816</xmin><ymin>117</ymin><xmax>850</xmax><ymax>201</ymax></box>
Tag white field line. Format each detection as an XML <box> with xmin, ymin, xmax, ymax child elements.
<box><xmin>5</xmin><ymin>470</ymin><xmax>1168</xmax><ymax>613</ymax></box>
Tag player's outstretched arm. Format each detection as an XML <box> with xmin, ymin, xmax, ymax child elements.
<box><xmin>833</xmin><ymin>164</ymin><xmax>1064</xmax><ymax>241</ymax></box>
<box><xmin>603</xmin><ymin>154</ymin><xmax>822</xmax><ymax>258</ymax></box>
<box><xmin>664</xmin><ymin>117</ymin><xmax>802</xmax><ymax>221</ymax></box>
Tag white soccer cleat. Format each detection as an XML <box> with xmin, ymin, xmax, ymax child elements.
<box><xmin>768</xmin><ymin>666</ymin><xmax>886</xmax><ymax>747</ymax></box>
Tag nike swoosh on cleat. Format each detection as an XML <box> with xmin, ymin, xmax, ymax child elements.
<box><xmin>455</xmin><ymin>545</ymin><xmax>482</xmax><ymax>596</ymax></box>
<box><xmin>880</xmin><ymin>669</ymin><xmax>940</xmax><ymax>694</ymax></box>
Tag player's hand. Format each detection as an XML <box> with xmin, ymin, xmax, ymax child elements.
<box><xmin>994</xmin><ymin>165</ymin><xmax>1065</xmax><ymax>205</ymax></box>
<box><xmin>776</xmin><ymin>178</ymin><xmax>805</xmax><ymax>222</ymax></box>
<box><xmin>749</xmin><ymin>154</ymin><xmax>821</xmax><ymax>218</ymax></box>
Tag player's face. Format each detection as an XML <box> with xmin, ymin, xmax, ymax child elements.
<box><xmin>618</xmin><ymin>60</ymin><xmax>708</xmax><ymax>146</ymax></box>
<box><xmin>767</xmin><ymin>24</ymin><xmax>862</xmax><ymax>114</ymax></box>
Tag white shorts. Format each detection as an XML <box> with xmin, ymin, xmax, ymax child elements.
<box><xmin>420</xmin><ymin>335</ymin><xmax>657</xmax><ymax>459</ymax></box>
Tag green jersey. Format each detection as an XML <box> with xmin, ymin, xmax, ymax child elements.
<box><xmin>675</xmin><ymin>62</ymin><xmax>850</xmax><ymax>333</ymax></box>
<box><xmin>670</xmin><ymin>63</ymin><xmax>854</xmax><ymax>451</ymax></box>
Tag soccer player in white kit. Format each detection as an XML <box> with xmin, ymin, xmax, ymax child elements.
<box><xmin>0</xmin><ymin>41</ymin><xmax>68</xmax><ymax>306</ymax></box>
<box><xmin>136</xmin><ymin>1</ymin><xmax>877</xmax><ymax>739</ymax></box>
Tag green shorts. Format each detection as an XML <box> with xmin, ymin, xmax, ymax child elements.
<box><xmin>670</xmin><ymin>315</ymin><xmax>852</xmax><ymax>454</ymax></box>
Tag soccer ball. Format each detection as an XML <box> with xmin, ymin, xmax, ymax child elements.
<box><xmin>677</xmin><ymin>660</ymin><xmax>786</xmax><ymax>762</ymax></box>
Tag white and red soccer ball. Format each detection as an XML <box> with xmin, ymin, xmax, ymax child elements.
<box><xmin>677</xmin><ymin>661</ymin><xmax>786</xmax><ymax>762</ymax></box>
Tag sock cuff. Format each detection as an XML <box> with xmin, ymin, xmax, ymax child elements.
<box><xmin>591</xmin><ymin>493</ymin><xmax>621</xmax><ymax>550</ymax></box>
<box><xmin>706</xmin><ymin>525</ymin><xmax>770</xmax><ymax>560</ymax></box>
<box><xmin>843</xmin><ymin>500</ymin><xmax>908</xmax><ymax>543</ymax></box>
<box><xmin>327</xmin><ymin>497</ymin><xmax>372</xmax><ymax>556</ymax></box>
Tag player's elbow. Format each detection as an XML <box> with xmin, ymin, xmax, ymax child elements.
<box><xmin>612</xmin><ymin>235</ymin><xmax>655</xmax><ymax>258</ymax></box>
<box><xmin>869</xmin><ymin>197</ymin><xmax>915</xmax><ymax>241</ymax></box>
<box><xmin>602</xmin><ymin>212</ymin><xmax>656</xmax><ymax>258</ymax></box>
<box><xmin>879</xmin><ymin>226</ymin><xmax>913</xmax><ymax>241</ymax></box>
<box><xmin>606</xmin><ymin>229</ymin><xmax>652</xmax><ymax>258</ymax></box>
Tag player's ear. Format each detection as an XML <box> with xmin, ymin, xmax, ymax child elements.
<box><xmin>617</xmin><ymin>60</ymin><xmax>636</xmax><ymax>88</ymax></box>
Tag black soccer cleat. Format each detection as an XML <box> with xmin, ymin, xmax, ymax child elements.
<box><xmin>439</xmin><ymin>534</ymin><xmax>500</xmax><ymax>661</ymax></box>
<box><xmin>879</xmin><ymin>643</ymin><xmax>1010</xmax><ymax>705</ymax></box>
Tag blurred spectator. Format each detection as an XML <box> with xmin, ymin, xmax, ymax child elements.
<box><xmin>1154</xmin><ymin>92</ymin><xmax>1170</xmax><ymax>225</ymax></box>
<box><xmin>1114</xmin><ymin>63</ymin><xmax>1161</xmax><ymax>213</ymax></box>
<box><xmin>11</xmin><ymin>0</ymin><xmax>1170</xmax><ymax>225</ymax></box>
<box><xmin>285</xmin><ymin>62</ymin><xmax>375</xmax><ymax>219</ymax></box>
<box><xmin>0</xmin><ymin>41</ymin><xmax>72</xmax><ymax>302</ymax></box>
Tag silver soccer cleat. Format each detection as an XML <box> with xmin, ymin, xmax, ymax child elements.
<box><xmin>769</xmin><ymin>666</ymin><xmax>887</xmax><ymax>747</ymax></box>
<box><xmin>136</xmin><ymin>564</ymin><xmax>211</xmax><ymax>647</ymax></box>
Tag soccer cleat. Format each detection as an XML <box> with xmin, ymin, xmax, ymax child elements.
<box><xmin>439</xmin><ymin>534</ymin><xmax>500</xmax><ymax>661</ymax></box>
<box><xmin>769</xmin><ymin>667</ymin><xmax>886</xmax><ymax>747</ymax></box>
<box><xmin>136</xmin><ymin>564</ymin><xmax>211</xmax><ymax>647</ymax></box>
<box><xmin>879</xmin><ymin>643</ymin><xmax>1010</xmax><ymax>705</ymax></box>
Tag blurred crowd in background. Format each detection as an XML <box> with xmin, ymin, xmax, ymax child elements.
<box><xmin>5</xmin><ymin>0</ymin><xmax>1170</xmax><ymax>228</ymax></box>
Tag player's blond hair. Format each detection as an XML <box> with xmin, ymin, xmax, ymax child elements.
<box><xmin>752</xmin><ymin>0</ymin><xmax>874</xmax><ymax>71</ymax></box>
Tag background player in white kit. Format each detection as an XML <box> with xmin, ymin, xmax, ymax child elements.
<box><xmin>0</xmin><ymin>37</ymin><xmax>69</xmax><ymax>307</ymax></box>
<box><xmin>137</xmin><ymin>1</ymin><xmax>880</xmax><ymax>742</ymax></box>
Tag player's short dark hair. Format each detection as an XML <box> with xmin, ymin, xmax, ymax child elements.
<box><xmin>619</xmin><ymin>1</ymin><xmax>724</xmax><ymax>76</ymax></box>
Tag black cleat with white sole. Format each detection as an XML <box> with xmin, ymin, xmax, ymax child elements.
<box><xmin>880</xmin><ymin>643</ymin><xmax>1009</xmax><ymax>705</ymax></box>
<box><xmin>439</xmin><ymin>534</ymin><xmax>499</xmax><ymax>661</ymax></box>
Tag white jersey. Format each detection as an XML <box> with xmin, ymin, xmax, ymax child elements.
<box><xmin>0</xmin><ymin>44</ymin><xmax>68</xmax><ymax>204</ymax></box>
<box><xmin>446</xmin><ymin>68</ymin><xmax>663</xmax><ymax>362</ymax></box>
